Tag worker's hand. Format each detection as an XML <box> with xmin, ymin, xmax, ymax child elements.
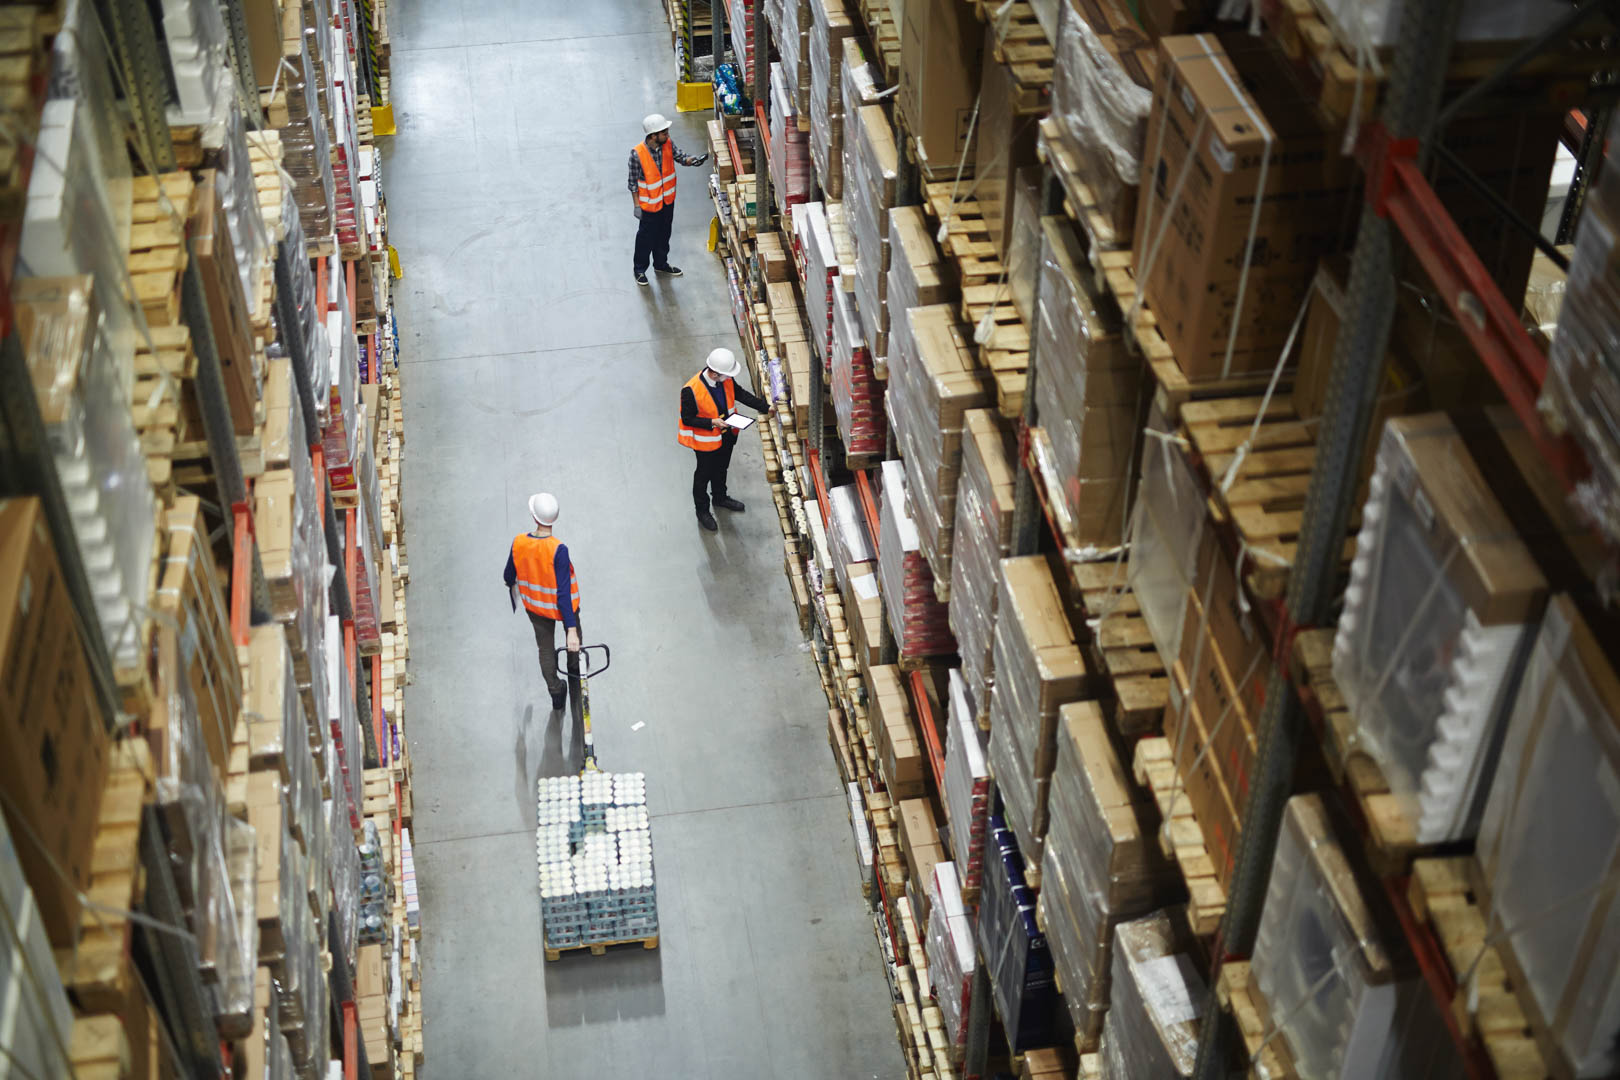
<box><xmin>633</xmin><ymin>206</ymin><xmax>642</xmax><ymax>220</ymax></box>
<box><xmin>566</xmin><ymin>626</ymin><xmax>581</xmax><ymax>652</ymax></box>
<box><xmin>697</xmin><ymin>153</ymin><xmax>710</xmax><ymax>165</ymax></box>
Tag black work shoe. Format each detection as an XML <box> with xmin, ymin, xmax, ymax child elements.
<box><xmin>634</xmin><ymin>272</ymin><xmax>650</xmax><ymax>286</ymax></box>
<box><xmin>654</xmin><ymin>264</ymin><xmax>684</xmax><ymax>277</ymax></box>
<box><xmin>550</xmin><ymin>688</ymin><xmax>567</xmax><ymax>711</ymax></box>
<box><xmin>714</xmin><ymin>496</ymin><xmax>746</xmax><ymax>512</ymax></box>
<box><xmin>696</xmin><ymin>509</ymin><xmax>718</xmax><ymax>532</ymax></box>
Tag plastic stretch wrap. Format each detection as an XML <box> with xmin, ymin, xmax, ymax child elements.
<box><xmin>978</xmin><ymin>817</ymin><xmax>1059</xmax><ymax>1050</ymax></box>
<box><xmin>161</xmin><ymin>0</ymin><xmax>233</xmax><ymax>129</ymax></box>
<box><xmin>1253</xmin><ymin>795</ymin><xmax>1402</xmax><ymax>1078</ymax></box>
<box><xmin>1332</xmin><ymin>414</ymin><xmax>1544</xmax><ymax>843</ymax></box>
<box><xmin>1543</xmin><ymin>138</ymin><xmax>1620</xmax><ymax>542</ymax></box>
<box><xmin>888</xmin><ymin>304</ymin><xmax>992</xmax><ymax>586</ymax></box>
<box><xmin>1032</xmin><ymin>219</ymin><xmax>1135</xmax><ymax>547</ymax></box>
<box><xmin>1477</xmin><ymin>595</ymin><xmax>1620</xmax><ymax>1078</ymax></box>
<box><xmin>1007</xmin><ymin>167</ymin><xmax>1044</xmax><ymax>325</ymax></box>
<box><xmin>1128</xmin><ymin>400</ymin><xmax>1205</xmax><ymax>667</ymax></box>
<box><xmin>218</xmin><ymin>110</ymin><xmax>273</xmax><ymax>321</ymax></box>
<box><xmin>0</xmin><ymin>813</ymin><xmax>75</xmax><ymax>1080</ymax></box>
<box><xmin>1041</xmin><ymin>704</ymin><xmax>1178</xmax><ymax>1045</ymax></box>
<box><xmin>352</xmin><ymin>460</ymin><xmax>382</xmax><ymax>652</ymax></box>
<box><xmin>16</xmin><ymin>278</ymin><xmax>155</xmax><ymax>671</ymax></box>
<box><xmin>776</xmin><ymin>0</ymin><xmax>809</xmax><ymax>114</ymax></box>
<box><xmin>944</xmin><ymin>672</ymin><xmax>991</xmax><ymax>890</ymax></box>
<box><xmin>326</xmin><ymin>614</ymin><xmax>364</xmax><ymax>822</ymax></box>
<box><xmin>1099</xmin><ymin>910</ymin><xmax>1203</xmax><ymax>1077</ymax></box>
<box><xmin>324</xmin><ymin>282</ymin><xmax>362</xmax><ymax>503</ymax></box>
<box><xmin>278</xmin><ymin>185</ymin><xmax>330</xmax><ymax>402</ymax></box>
<box><xmin>795</xmin><ymin>202</ymin><xmax>839</xmax><ymax>359</ymax></box>
<box><xmin>877</xmin><ymin>460</ymin><xmax>956</xmax><ymax>658</ymax></box>
<box><xmin>986</xmin><ymin>557</ymin><xmax>1084</xmax><ymax>864</ymax></box>
<box><xmin>807</xmin><ymin>0</ymin><xmax>856</xmax><ymax>196</ymax></box>
<box><xmin>847</xmin><ymin>104</ymin><xmax>898</xmax><ymax>355</ymax></box>
<box><xmin>326</xmin><ymin>747</ymin><xmax>359</xmax><ymax>961</ymax></box>
<box><xmin>926</xmin><ymin>861</ymin><xmax>976</xmax><ymax>1046</ymax></box>
<box><xmin>831</xmin><ymin>288</ymin><xmax>885</xmax><ymax>455</ymax></box>
<box><xmin>827</xmin><ymin>483</ymin><xmax>875</xmax><ymax>600</ymax></box>
<box><xmin>282</xmin><ymin>28</ymin><xmax>335</xmax><ymax>240</ymax></box>
<box><xmin>769</xmin><ymin>64</ymin><xmax>811</xmax><ymax>216</ymax></box>
<box><xmin>728</xmin><ymin>0</ymin><xmax>756</xmax><ymax>83</ymax></box>
<box><xmin>1314</xmin><ymin>0</ymin><xmax>1572</xmax><ymax>51</ymax></box>
<box><xmin>1050</xmin><ymin>2</ymin><xmax>1152</xmax><ymax>246</ymax></box>
<box><xmin>949</xmin><ymin>411</ymin><xmax>1016</xmax><ymax>720</ymax></box>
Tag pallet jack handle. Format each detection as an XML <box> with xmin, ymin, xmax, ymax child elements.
<box><xmin>556</xmin><ymin>642</ymin><xmax>611</xmax><ymax>678</ymax></box>
<box><xmin>557</xmin><ymin>643</ymin><xmax>610</xmax><ymax>772</ymax></box>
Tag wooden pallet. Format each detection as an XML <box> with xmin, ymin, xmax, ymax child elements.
<box><xmin>130</xmin><ymin>172</ymin><xmax>195</xmax><ymax>329</ymax></box>
<box><xmin>1406</xmin><ymin>858</ymin><xmax>1551</xmax><ymax>1080</ymax></box>
<box><xmin>1132</xmin><ymin>736</ymin><xmax>1226</xmax><ymax>936</ymax></box>
<box><xmin>543</xmin><ymin>934</ymin><xmax>660</xmax><ymax>962</ymax></box>
<box><xmin>1289</xmin><ymin>628</ymin><xmax>1431</xmax><ymax>876</ymax></box>
<box><xmin>1181</xmin><ymin>395</ymin><xmax>1357</xmax><ymax>601</ymax></box>
<box><xmin>1217</xmin><ymin>961</ymin><xmax>1301</xmax><ymax>1079</ymax></box>
<box><xmin>1075</xmin><ymin>561</ymin><xmax>1169</xmax><ymax>738</ymax></box>
<box><xmin>957</xmin><ymin>282</ymin><xmax>1029</xmax><ymax>420</ymax></box>
<box><xmin>1036</xmin><ymin>116</ymin><xmax>1131</xmax><ymax>251</ymax></box>
<box><xmin>976</xmin><ymin>0</ymin><xmax>1053</xmax><ymax>112</ymax></box>
<box><xmin>1094</xmin><ymin>252</ymin><xmax>1279</xmax><ymax>421</ymax></box>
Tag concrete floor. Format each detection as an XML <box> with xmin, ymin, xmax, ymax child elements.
<box><xmin>382</xmin><ymin>3</ymin><xmax>905</xmax><ymax>1076</ymax></box>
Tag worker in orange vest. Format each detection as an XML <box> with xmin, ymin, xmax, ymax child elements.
<box><xmin>629</xmin><ymin>113</ymin><xmax>707</xmax><ymax>286</ymax></box>
<box><xmin>504</xmin><ymin>493</ymin><xmax>581</xmax><ymax>710</ymax></box>
<box><xmin>678</xmin><ymin>348</ymin><xmax>768</xmax><ymax>532</ymax></box>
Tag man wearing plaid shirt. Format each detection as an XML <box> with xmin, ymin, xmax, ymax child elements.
<box><xmin>629</xmin><ymin>113</ymin><xmax>708</xmax><ymax>286</ymax></box>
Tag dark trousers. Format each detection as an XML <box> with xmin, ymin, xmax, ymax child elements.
<box><xmin>634</xmin><ymin>204</ymin><xmax>675</xmax><ymax>274</ymax></box>
<box><xmin>528</xmin><ymin>610</ymin><xmax>582</xmax><ymax>700</ymax></box>
<box><xmin>692</xmin><ymin>441</ymin><xmax>734</xmax><ymax>512</ymax></box>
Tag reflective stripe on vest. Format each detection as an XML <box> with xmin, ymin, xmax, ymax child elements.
<box><xmin>511</xmin><ymin>534</ymin><xmax>580</xmax><ymax>619</ymax></box>
<box><xmin>676</xmin><ymin>372</ymin><xmax>735</xmax><ymax>451</ymax></box>
<box><xmin>634</xmin><ymin>141</ymin><xmax>676</xmax><ymax>212</ymax></box>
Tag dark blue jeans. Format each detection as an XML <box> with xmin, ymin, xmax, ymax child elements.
<box><xmin>633</xmin><ymin>204</ymin><xmax>675</xmax><ymax>274</ymax></box>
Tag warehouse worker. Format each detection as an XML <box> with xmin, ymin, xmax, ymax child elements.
<box><xmin>679</xmin><ymin>347</ymin><xmax>768</xmax><ymax>532</ymax></box>
<box><xmin>505</xmin><ymin>493</ymin><xmax>581</xmax><ymax>711</ymax></box>
<box><xmin>629</xmin><ymin>113</ymin><xmax>708</xmax><ymax>286</ymax></box>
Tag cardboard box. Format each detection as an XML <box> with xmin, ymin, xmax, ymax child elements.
<box><xmin>868</xmin><ymin>664</ymin><xmax>927</xmax><ymax>799</ymax></box>
<box><xmin>1177</xmin><ymin>590</ymin><xmax>1263</xmax><ymax>812</ymax></box>
<box><xmin>899</xmin><ymin>0</ymin><xmax>983</xmax><ymax>172</ymax></box>
<box><xmin>1133</xmin><ymin>34</ymin><xmax>1359</xmax><ymax>380</ymax></box>
<box><xmin>0</xmin><ymin>498</ymin><xmax>110</xmax><ymax>946</ymax></box>
<box><xmin>844</xmin><ymin>562</ymin><xmax>885</xmax><ymax>670</ymax></box>
<box><xmin>1165</xmin><ymin>664</ymin><xmax>1242</xmax><ymax>890</ymax></box>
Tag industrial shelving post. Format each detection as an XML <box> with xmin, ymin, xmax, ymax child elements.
<box><xmin>1188</xmin><ymin>1</ymin><xmax>1467</xmax><ymax>1075</ymax></box>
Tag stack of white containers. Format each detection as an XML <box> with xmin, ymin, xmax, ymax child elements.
<box><xmin>925</xmin><ymin>861</ymin><xmax>975</xmax><ymax>1048</ymax></box>
<box><xmin>536</xmin><ymin>773</ymin><xmax>659</xmax><ymax>951</ymax></box>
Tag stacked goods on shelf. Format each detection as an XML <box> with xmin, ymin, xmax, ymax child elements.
<box><xmin>868</xmin><ymin>665</ymin><xmax>924</xmax><ymax>799</ymax></box>
<box><xmin>796</xmin><ymin>200</ymin><xmax>839</xmax><ymax>359</ymax></box>
<box><xmin>774</xmin><ymin>0</ymin><xmax>811</xmax><ymax>114</ymax></box>
<box><xmin>926</xmin><ymin>861</ymin><xmax>977</xmax><ymax>1050</ymax></box>
<box><xmin>948</xmin><ymin>410</ymin><xmax>1016</xmax><ymax>722</ymax></box>
<box><xmin>0</xmin><ymin>813</ymin><xmax>75</xmax><ymax>1080</ymax></box>
<box><xmin>943</xmin><ymin>671</ymin><xmax>990</xmax><ymax>892</ymax></box>
<box><xmin>1039</xmin><ymin>705</ymin><xmax>1179</xmax><ymax>1052</ymax></box>
<box><xmin>1100</xmin><ymin>909</ymin><xmax>1205</xmax><ymax>1077</ymax></box>
<box><xmin>1046</xmin><ymin>0</ymin><xmax>1154</xmax><ymax>247</ymax></box>
<box><xmin>1251</xmin><ymin>794</ymin><xmax>1464</xmax><ymax>1078</ymax></box>
<box><xmin>828</xmin><ymin>482</ymin><xmax>876</xmax><ymax>609</ymax></box>
<box><xmin>878</xmin><ymin>460</ymin><xmax>956</xmax><ymax>659</ymax></box>
<box><xmin>887</xmin><ymin>303</ymin><xmax>991</xmax><ymax>591</ymax></box>
<box><xmin>1333</xmin><ymin>414</ymin><xmax>1547</xmax><ymax>844</ymax></box>
<box><xmin>1131</xmin><ymin>34</ymin><xmax>1358</xmax><ymax>380</ymax></box>
<box><xmin>896</xmin><ymin>0</ymin><xmax>982</xmax><ymax>176</ymax></box>
<box><xmin>832</xmin><ymin>283</ymin><xmax>886</xmax><ymax>457</ymax></box>
<box><xmin>768</xmin><ymin>63</ymin><xmax>812</xmax><ymax>214</ymax></box>
<box><xmin>1543</xmin><ymin>110</ymin><xmax>1620</xmax><ymax>543</ymax></box>
<box><xmin>280</xmin><ymin>18</ymin><xmax>338</xmax><ymax>247</ymax></box>
<box><xmin>1473</xmin><ymin>595</ymin><xmax>1620</xmax><ymax>1078</ymax></box>
<box><xmin>1030</xmin><ymin>217</ymin><xmax>1137</xmax><ymax>549</ymax></box>
<box><xmin>847</xmin><ymin>102</ymin><xmax>900</xmax><ymax>356</ymax></box>
<box><xmin>978</xmin><ymin>817</ymin><xmax>1059</xmax><ymax>1051</ymax></box>
<box><xmin>887</xmin><ymin>204</ymin><xmax>946</xmax><ymax>367</ymax></box>
<box><xmin>985</xmin><ymin>557</ymin><xmax>1086</xmax><ymax>869</ymax></box>
<box><xmin>1004</xmin><ymin>167</ymin><xmax>1044</xmax><ymax>325</ymax></box>
<box><xmin>729</xmin><ymin>0</ymin><xmax>758</xmax><ymax>82</ymax></box>
<box><xmin>807</xmin><ymin>0</ymin><xmax>857</xmax><ymax>197</ymax></box>
<box><xmin>973</xmin><ymin>24</ymin><xmax>1039</xmax><ymax>259</ymax></box>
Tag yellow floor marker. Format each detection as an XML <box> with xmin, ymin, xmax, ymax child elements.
<box><xmin>371</xmin><ymin>104</ymin><xmax>396</xmax><ymax>135</ymax></box>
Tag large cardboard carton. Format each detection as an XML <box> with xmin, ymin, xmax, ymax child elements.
<box><xmin>1132</xmin><ymin>34</ymin><xmax>1359</xmax><ymax>380</ymax></box>
<box><xmin>899</xmin><ymin>0</ymin><xmax>983</xmax><ymax>173</ymax></box>
<box><xmin>0</xmin><ymin>498</ymin><xmax>109</xmax><ymax>945</ymax></box>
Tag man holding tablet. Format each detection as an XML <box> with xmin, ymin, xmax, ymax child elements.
<box><xmin>678</xmin><ymin>347</ymin><xmax>768</xmax><ymax>532</ymax></box>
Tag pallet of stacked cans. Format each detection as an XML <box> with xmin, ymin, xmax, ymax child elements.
<box><xmin>537</xmin><ymin>772</ymin><xmax>660</xmax><ymax>960</ymax></box>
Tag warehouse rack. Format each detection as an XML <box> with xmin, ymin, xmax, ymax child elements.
<box><xmin>0</xmin><ymin>0</ymin><xmax>421</xmax><ymax>1073</ymax></box>
<box><xmin>694</xmin><ymin>0</ymin><xmax>1620</xmax><ymax>1076</ymax></box>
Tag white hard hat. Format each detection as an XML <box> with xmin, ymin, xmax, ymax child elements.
<box><xmin>528</xmin><ymin>492</ymin><xmax>559</xmax><ymax>526</ymax></box>
<box><xmin>642</xmin><ymin>113</ymin><xmax>672</xmax><ymax>136</ymax></box>
<box><xmin>706</xmin><ymin>347</ymin><xmax>741</xmax><ymax>379</ymax></box>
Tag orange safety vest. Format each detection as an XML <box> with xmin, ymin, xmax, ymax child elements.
<box><xmin>511</xmin><ymin>534</ymin><xmax>580</xmax><ymax>619</ymax></box>
<box><xmin>634</xmin><ymin>140</ymin><xmax>677</xmax><ymax>212</ymax></box>
<box><xmin>677</xmin><ymin>373</ymin><xmax>735</xmax><ymax>452</ymax></box>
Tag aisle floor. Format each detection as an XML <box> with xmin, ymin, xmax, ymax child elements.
<box><xmin>383</xmin><ymin>2</ymin><xmax>906</xmax><ymax>1076</ymax></box>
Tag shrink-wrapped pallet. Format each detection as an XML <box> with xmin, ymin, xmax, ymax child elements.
<box><xmin>878</xmin><ymin>460</ymin><xmax>955</xmax><ymax>658</ymax></box>
<box><xmin>1099</xmin><ymin>910</ymin><xmax>1204</xmax><ymax>1077</ymax></box>
<box><xmin>978</xmin><ymin>817</ymin><xmax>1059</xmax><ymax>1050</ymax></box>
<box><xmin>831</xmin><ymin>288</ymin><xmax>885</xmax><ymax>456</ymax></box>
<box><xmin>846</xmin><ymin>103</ymin><xmax>899</xmax><ymax>357</ymax></box>
<box><xmin>949</xmin><ymin>410</ymin><xmax>1016</xmax><ymax>721</ymax></box>
<box><xmin>795</xmin><ymin>201</ymin><xmax>839</xmax><ymax>359</ymax></box>
<box><xmin>944</xmin><ymin>671</ymin><xmax>991</xmax><ymax>890</ymax></box>
<box><xmin>927</xmin><ymin>861</ymin><xmax>976</xmax><ymax>1047</ymax></box>
<box><xmin>769</xmin><ymin>63</ymin><xmax>812</xmax><ymax>215</ymax></box>
<box><xmin>986</xmin><ymin>557</ymin><xmax>1086</xmax><ymax>867</ymax></box>
<box><xmin>776</xmin><ymin>0</ymin><xmax>811</xmax><ymax>114</ymax></box>
<box><xmin>807</xmin><ymin>0</ymin><xmax>857</xmax><ymax>196</ymax></box>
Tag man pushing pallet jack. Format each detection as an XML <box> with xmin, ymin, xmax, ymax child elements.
<box><xmin>508</xmin><ymin>492</ymin><xmax>660</xmax><ymax>961</ymax></box>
